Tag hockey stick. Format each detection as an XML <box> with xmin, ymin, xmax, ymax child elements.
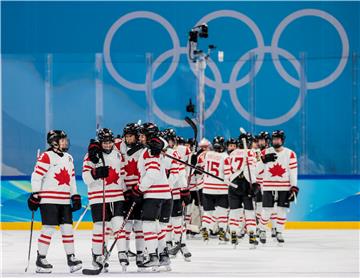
<box><xmin>74</xmin><ymin>204</ymin><xmax>90</xmax><ymax>231</ymax></box>
<box><xmin>24</xmin><ymin>211</ymin><xmax>35</xmax><ymax>272</ymax></box>
<box><xmin>239</xmin><ymin>127</ymin><xmax>255</xmax><ymax>197</ymax></box>
<box><xmin>82</xmin><ymin>153</ymin><xmax>107</xmax><ymax>275</ymax></box>
<box><xmin>82</xmin><ymin>202</ymin><xmax>136</xmax><ymax>275</ymax></box>
<box><xmin>25</xmin><ymin>149</ymin><xmax>40</xmax><ymax>272</ymax></box>
<box><xmin>163</xmin><ymin>152</ymin><xmax>238</xmax><ymax>188</ymax></box>
<box><xmin>108</xmin><ymin>201</ymin><xmax>136</xmax><ymax>254</ymax></box>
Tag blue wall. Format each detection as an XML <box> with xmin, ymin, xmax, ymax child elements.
<box><xmin>1</xmin><ymin>1</ymin><xmax>360</xmax><ymax>175</ymax></box>
<box><xmin>1</xmin><ymin>177</ymin><xmax>359</xmax><ymax>222</ymax></box>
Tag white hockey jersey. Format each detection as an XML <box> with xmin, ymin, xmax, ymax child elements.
<box><xmin>195</xmin><ymin>151</ymin><xmax>208</xmax><ymax>190</ymax></box>
<box><xmin>202</xmin><ymin>151</ymin><xmax>232</xmax><ymax>195</ymax></box>
<box><xmin>258</xmin><ymin>147</ymin><xmax>298</xmax><ymax>191</ymax></box>
<box><xmin>82</xmin><ymin>149</ymin><xmax>126</xmax><ymax>205</ymax></box>
<box><xmin>31</xmin><ymin>150</ymin><xmax>77</xmax><ymax>205</ymax></box>
<box><xmin>122</xmin><ymin>145</ymin><xmax>143</xmax><ymax>192</ymax></box>
<box><xmin>229</xmin><ymin>149</ymin><xmax>256</xmax><ymax>184</ymax></box>
<box><xmin>138</xmin><ymin>148</ymin><xmax>171</xmax><ymax>199</ymax></box>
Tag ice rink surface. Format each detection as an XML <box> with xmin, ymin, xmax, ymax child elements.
<box><xmin>1</xmin><ymin>230</ymin><xmax>359</xmax><ymax>277</ymax></box>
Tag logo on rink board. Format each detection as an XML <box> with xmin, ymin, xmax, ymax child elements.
<box><xmin>103</xmin><ymin>9</ymin><xmax>349</xmax><ymax>127</ymax></box>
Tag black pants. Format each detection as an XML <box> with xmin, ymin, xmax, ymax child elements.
<box><xmin>141</xmin><ymin>198</ymin><xmax>172</xmax><ymax>223</ymax></box>
<box><xmin>255</xmin><ymin>190</ymin><xmax>262</xmax><ymax>203</ymax></box>
<box><xmin>262</xmin><ymin>191</ymin><xmax>290</xmax><ymax>208</ymax></box>
<box><xmin>91</xmin><ymin>201</ymin><xmax>125</xmax><ymax>222</ymax></box>
<box><xmin>228</xmin><ymin>186</ymin><xmax>254</xmax><ymax>210</ymax></box>
<box><xmin>202</xmin><ymin>194</ymin><xmax>228</xmax><ymax>211</ymax></box>
<box><xmin>40</xmin><ymin>204</ymin><xmax>73</xmax><ymax>225</ymax></box>
<box><xmin>171</xmin><ymin>199</ymin><xmax>183</xmax><ymax>217</ymax></box>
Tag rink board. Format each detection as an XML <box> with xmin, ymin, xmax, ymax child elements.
<box><xmin>1</xmin><ymin>177</ymin><xmax>359</xmax><ymax>229</ymax></box>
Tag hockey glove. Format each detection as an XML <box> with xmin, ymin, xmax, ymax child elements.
<box><xmin>28</xmin><ymin>193</ymin><xmax>41</xmax><ymax>211</ymax></box>
<box><xmin>261</xmin><ymin>153</ymin><xmax>277</xmax><ymax>163</ymax></box>
<box><xmin>288</xmin><ymin>186</ymin><xmax>299</xmax><ymax>202</ymax></box>
<box><xmin>124</xmin><ymin>190</ymin><xmax>132</xmax><ymax>202</ymax></box>
<box><xmin>88</xmin><ymin>139</ymin><xmax>102</xmax><ymax>164</ymax></box>
<box><xmin>180</xmin><ymin>189</ymin><xmax>191</xmax><ymax>206</ymax></box>
<box><xmin>250</xmin><ymin>183</ymin><xmax>261</xmax><ymax>197</ymax></box>
<box><xmin>91</xmin><ymin>166</ymin><xmax>109</xmax><ymax>180</ymax></box>
<box><xmin>131</xmin><ymin>185</ymin><xmax>144</xmax><ymax>204</ymax></box>
<box><xmin>71</xmin><ymin>194</ymin><xmax>82</xmax><ymax>212</ymax></box>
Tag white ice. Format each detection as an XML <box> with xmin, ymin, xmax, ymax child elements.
<box><xmin>1</xmin><ymin>230</ymin><xmax>359</xmax><ymax>277</ymax></box>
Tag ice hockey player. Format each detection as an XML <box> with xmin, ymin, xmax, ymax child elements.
<box><xmin>184</xmin><ymin>138</ymin><xmax>202</xmax><ymax>235</ymax></box>
<box><xmin>82</xmin><ymin>128</ymin><xmax>128</xmax><ymax>271</ymax></box>
<box><xmin>257</xmin><ymin>130</ymin><xmax>299</xmax><ymax>245</ymax></box>
<box><xmin>121</xmin><ymin>123</ymin><xmax>146</xmax><ymax>267</ymax></box>
<box><xmin>28</xmin><ymin>130</ymin><xmax>82</xmax><ymax>273</ymax></box>
<box><xmin>162</xmin><ymin>129</ymin><xmax>192</xmax><ymax>261</ymax></box>
<box><xmin>255</xmin><ymin>131</ymin><xmax>278</xmax><ymax>238</ymax></box>
<box><xmin>132</xmin><ymin>123</ymin><xmax>172</xmax><ymax>271</ymax></box>
<box><xmin>226</xmin><ymin>138</ymin><xmax>238</xmax><ymax>155</ymax></box>
<box><xmin>200</xmin><ymin>136</ymin><xmax>232</xmax><ymax>243</ymax></box>
<box><xmin>228</xmin><ymin>133</ymin><xmax>260</xmax><ymax>248</ymax></box>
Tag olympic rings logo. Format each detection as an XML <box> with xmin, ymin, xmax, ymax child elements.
<box><xmin>103</xmin><ymin>9</ymin><xmax>349</xmax><ymax>127</ymax></box>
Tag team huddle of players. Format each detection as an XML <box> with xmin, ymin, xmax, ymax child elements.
<box><xmin>27</xmin><ymin>123</ymin><xmax>299</xmax><ymax>274</ymax></box>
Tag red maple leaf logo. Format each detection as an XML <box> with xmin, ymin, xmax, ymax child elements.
<box><xmin>124</xmin><ymin>159</ymin><xmax>140</xmax><ymax>177</ymax></box>
<box><xmin>105</xmin><ymin>167</ymin><xmax>120</xmax><ymax>185</ymax></box>
<box><xmin>268</xmin><ymin>163</ymin><xmax>286</xmax><ymax>177</ymax></box>
<box><xmin>54</xmin><ymin>167</ymin><xmax>71</xmax><ymax>186</ymax></box>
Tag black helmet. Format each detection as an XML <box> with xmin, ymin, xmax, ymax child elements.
<box><xmin>258</xmin><ymin>131</ymin><xmax>270</xmax><ymax>142</ymax></box>
<box><xmin>226</xmin><ymin>137</ymin><xmax>238</xmax><ymax>146</ymax></box>
<box><xmin>272</xmin><ymin>130</ymin><xmax>286</xmax><ymax>141</ymax></box>
<box><xmin>239</xmin><ymin>132</ymin><xmax>253</xmax><ymax>149</ymax></box>
<box><xmin>47</xmin><ymin>130</ymin><xmax>69</xmax><ymax>152</ymax></box>
<box><xmin>123</xmin><ymin>123</ymin><xmax>140</xmax><ymax>137</ymax></box>
<box><xmin>212</xmin><ymin>136</ymin><xmax>225</xmax><ymax>152</ymax></box>
<box><xmin>271</xmin><ymin>130</ymin><xmax>286</xmax><ymax>148</ymax></box>
<box><xmin>162</xmin><ymin>128</ymin><xmax>177</xmax><ymax>142</ymax></box>
<box><xmin>139</xmin><ymin>122</ymin><xmax>159</xmax><ymax>140</ymax></box>
<box><xmin>177</xmin><ymin>136</ymin><xmax>186</xmax><ymax>145</ymax></box>
<box><xmin>186</xmin><ymin>138</ymin><xmax>196</xmax><ymax>147</ymax></box>
<box><xmin>257</xmin><ymin>131</ymin><xmax>270</xmax><ymax>149</ymax></box>
<box><xmin>97</xmin><ymin>128</ymin><xmax>114</xmax><ymax>154</ymax></box>
<box><xmin>97</xmin><ymin>128</ymin><xmax>114</xmax><ymax>142</ymax></box>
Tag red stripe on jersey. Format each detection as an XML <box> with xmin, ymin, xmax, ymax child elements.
<box><xmin>40</xmin><ymin>191</ymin><xmax>70</xmax><ymax>195</ymax></box>
<box><xmin>62</xmin><ymin>235</ymin><xmax>73</xmax><ymax>238</ymax></box>
<box><xmin>35</xmin><ymin>170</ymin><xmax>45</xmax><ymax>176</ymax></box>
<box><xmin>88</xmin><ymin>189</ymin><xmax>122</xmax><ymax>195</ymax></box>
<box><xmin>37</xmin><ymin>165</ymin><xmax>48</xmax><ymax>173</ymax></box>
<box><xmin>145</xmin><ymin>161</ymin><xmax>160</xmax><ymax>167</ymax></box>
<box><xmin>263</xmin><ymin>184</ymin><xmax>290</xmax><ymax>187</ymax></box>
<box><xmin>204</xmin><ymin>182</ymin><xmax>227</xmax><ymax>186</ymax></box>
<box><xmin>263</xmin><ymin>180</ymin><xmax>290</xmax><ymax>183</ymax></box>
<box><xmin>62</xmin><ymin>240</ymin><xmax>74</xmax><ymax>243</ymax></box>
<box><xmin>146</xmin><ymin>166</ymin><xmax>160</xmax><ymax>171</ymax></box>
<box><xmin>88</xmin><ymin>194</ymin><xmax>123</xmax><ymax>200</ymax></box>
<box><xmin>39</xmin><ymin>196</ymin><xmax>70</xmax><ymax>200</ymax></box>
<box><xmin>145</xmin><ymin>189</ymin><xmax>171</xmax><ymax>194</ymax></box>
<box><xmin>150</xmin><ymin>184</ymin><xmax>169</xmax><ymax>188</ymax></box>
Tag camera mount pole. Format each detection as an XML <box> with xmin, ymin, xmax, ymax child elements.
<box><xmin>196</xmin><ymin>54</ymin><xmax>207</xmax><ymax>141</ymax></box>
